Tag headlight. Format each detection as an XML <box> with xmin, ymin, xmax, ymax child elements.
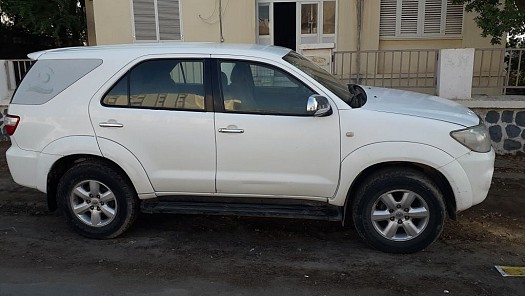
<box><xmin>450</xmin><ymin>123</ymin><xmax>492</xmax><ymax>153</ymax></box>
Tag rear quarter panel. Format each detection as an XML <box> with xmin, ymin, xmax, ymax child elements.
<box><xmin>8</xmin><ymin>57</ymin><xmax>132</xmax><ymax>153</ymax></box>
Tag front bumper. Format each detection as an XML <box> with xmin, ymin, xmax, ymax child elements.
<box><xmin>439</xmin><ymin>149</ymin><xmax>495</xmax><ymax>212</ymax></box>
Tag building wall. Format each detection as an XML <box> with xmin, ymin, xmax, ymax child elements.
<box><xmin>91</xmin><ymin>0</ymin><xmax>134</xmax><ymax>45</ymax></box>
<box><xmin>461</xmin><ymin>10</ymin><xmax>502</xmax><ymax>49</ymax></box>
<box><xmin>87</xmin><ymin>0</ymin><xmax>503</xmax><ymax>50</ymax></box>
<box><xmin>182</xmin><ymin>0</ymin><xmax>256</xmax><ymax>43</ymax></box>
<box><xmin>379</xmin><ymin>39</ymin><xmax>462</xmax><ymax>50</ymax></box>
<box><xmin>336</xmin><ymin>0</ymin><xmax>357</xmax><ymax>51</ymax></box>
<box><xmin>334</xmin><ymin>0</ymin><xmax>503</xmax><ymax>52</ymax></box>
<box><xmin>361</xmin><ymin>0</ymin><xmax>381</xmax><ymax>51</ymax></box>
<box><xmin>88</xmin><ymin>0</ymin><xmax>255</xmax><ymax>45</ymax></box>
<box><xmin>85</xmin><ymin>0</ymin><xmax>97</xmax><ymax>45</ymax></box>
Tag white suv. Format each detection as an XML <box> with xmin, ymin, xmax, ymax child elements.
<box><xmin>4</xmin><ymin>43</ymin><xmax>494</xmax><ymax>253</ymax></box>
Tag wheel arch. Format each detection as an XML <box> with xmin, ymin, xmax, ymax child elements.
<box><xmin>42</xmin><ymin>136</ymin><xmax>155</xmax><ymax>211</ymax></box>
<box><xmin>334</xmin><ymin>142</ymin><xmax>460</xmax><ymax>225</ymax></box>
<box><xmin>46</xmin><ymin>154</ymin><xmax>137</xmax><ymax>212</ymax></box>
<box><xmin>342</xmin><ymin>161</ymin><xmax>456</xmax><ymax>225</ymax></box>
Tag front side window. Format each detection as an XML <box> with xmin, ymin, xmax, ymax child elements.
<box><xmin>283</xmin><ymin>51</ymin><xmax>351</xmax><ymax>104</ymax></box>
<box><xmin>219</xmin><ymin>60</ymin><xmax>315</xmax><ymax>115</ymax></box>
<box><xmin>103</xmin><ymin>59</ymin><xmax>205</xmax><ymax>110</ymax></box>
<box><xmin>379</xmin><ymin>0</ymin><xmax>463</xmax><ymax>38</ymax></box>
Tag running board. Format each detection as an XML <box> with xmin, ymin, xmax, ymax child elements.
<box><xmin>141</xmin><ymin>198</ymin><xmax>343</xmax><ymax>221</ymax></box>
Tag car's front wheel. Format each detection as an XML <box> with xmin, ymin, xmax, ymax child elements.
<box><xmin>57</xmin><ymin>160</ymin><xmax>139</xmax><ymax>239</ymax></box>
<box><xmin>352</xmin><ymin>168</ymin><xmax>446</xmax><ymax>253</ymax></box>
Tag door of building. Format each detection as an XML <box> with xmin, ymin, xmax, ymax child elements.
<box><xmin>273</xmin><ymin>2</ymin><xmax>296</xmax><ymax>50</ymax></box>
<box><xmin>257</xmin><ymin>0</ymin><xmax>336</xmax><ymax>72</ymax></box>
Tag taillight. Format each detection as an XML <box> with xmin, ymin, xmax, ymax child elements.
<box><xmin>4</xmin><ymin>115</ymin><xmax>20</xmax><ymax>136</ymax></box>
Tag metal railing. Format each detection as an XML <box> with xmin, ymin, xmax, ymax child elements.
<box><xmin>472</xmin><ymin>48</ymin><xmax>505</xmax><ymax>94</ymax></box>
<box><xmin>332</xmin><ymin>49</ymin><xmax>439</xmax><ymax>91</ymax></box>
<box><xmin>473</xmin><ymin>48</ymin><xmax>525</xmax><ymax>95</ymax></box>
<box><xmin>4</xmin><ymin>59</ymin><xmax>34</xmax><ymax>91</ymax></box>
<box><xmin>443</xmin><ymin>47</ymin><xmax>525</xmax><ymax>95</ymax></box>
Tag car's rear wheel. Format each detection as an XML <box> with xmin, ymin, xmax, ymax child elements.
<box><xmin>352</xmin><ymin>168</ymin><xmax>446</xmax><ymax>253</ymax></box>
<box><xmin>57</xmin><ymin>160</ymin><xmax>139</xmax><ymax>239</ymax></box>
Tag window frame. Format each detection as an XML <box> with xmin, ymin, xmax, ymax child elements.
<box><xmin>322</xmin><ymin>0</ymin><xmax>336</xmax><ymax>35</ymax></box>
<box><xmin>212</xmin><ymin>58</ymin><xmax>320</xmax><ymax>117</ymax></box>
<box><xmin>379</xmin><ymin>0</ymin><xmax>464</xmax><ymax>39</ymax></box>
<box><xmin>258</xmin><ymin>2</ymin><xmax>271</xmax><ymax>37</ymax></box>
<box><xmin>101</xmin><ymin>58</ymin><xmax>213</xmax><ymax>112</ymax></box>
<box><xmin>130</xmin><ymin>0</ymin><xmax>184</xmax><ymax>42</ymax></box>
<box><xmin>300</xmin><ymin>2</ymin><xmax>320</xmax><ymax>37</ymax></box>
<box><xmin>299</xmin><ymin>0</ymin><xmax>337</xmax><ymax>44</ymax></box>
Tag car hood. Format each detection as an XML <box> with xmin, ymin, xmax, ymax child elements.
<box><xmin>361</xmin><ymin>87</ymin><xmax>479</xmax><ymax>127</ymax></box>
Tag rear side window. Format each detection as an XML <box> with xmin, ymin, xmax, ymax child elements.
<box><xmin>11</xmin><ymin>59</ymin><xmax>102</xmax><ymax>105</ymax></box>
<box><xmin>102</xmin><ymin>59</ymin><xmax>205</xmax><ymax>111</ymax></box>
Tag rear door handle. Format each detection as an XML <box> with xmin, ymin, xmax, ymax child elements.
<box><xmin>99</xmin><ymin>122</ymin><xmax>124</xmax><ymax>128</ymax></box>
<box><xmin>218</xmin><ymin>128</ymin><xmax>244</xmax><ymax>134</ymax></box>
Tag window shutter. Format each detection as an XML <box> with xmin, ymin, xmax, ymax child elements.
<box><xmin>380</xmin><ymin>0</ymin><xmax>463</xmax><ymax>38</ymax></box>
<box><xmin>445</xmin><ymin>0</ymin><xmax>463</xmax><ymax>35</ymax></box>
<box><xmin>380</xmin><ymin>0</ymin><xmax>397</xmax><ymax>37</ymax></box>
<box><xmin>157</xmin><ymin>0</ymin><xmax>181</xmax><ymax>40</ymax></box>
<box><xmin>424</xmin><ymin>0</ymin><xmax>442</xmax><ymax>34</ymax></box>
<box><xmin>133</xmin><ymin>0</ymin><xmax>157</xmax><ymax>41</ymax></box>
<box><xmin>400</xmin><ymin>0</ymin><xmax>419</xmax><ymax>35</ymax></box>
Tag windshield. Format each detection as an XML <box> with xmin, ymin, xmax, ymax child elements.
<box><xmin>283</xmin><ymin>51</ymin><xmax>352</xmax><ymax>103</ymax></box>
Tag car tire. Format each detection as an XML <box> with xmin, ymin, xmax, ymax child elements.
<box><xmin>352</xmin><ymin>168</ymin><xmax>446</xmax><ymax>254</ymax></box>
<box><xmin>57</xmin><ymin>160</ymin><xmax>139</xmax><ymax>239</ymax></box>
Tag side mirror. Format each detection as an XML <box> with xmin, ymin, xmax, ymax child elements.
<box><xmin>347</xmin><ymin>84</ymin><xmax>367</xmax><ymax>108</ymax></box>
<box><xmin>306</xmin><ymin>95</ymin><xmax>332</xmax><ymax>117</ymax></box>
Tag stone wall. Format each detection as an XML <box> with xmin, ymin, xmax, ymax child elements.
<box><xmin>473</xmin><ymin>108</ymin><xmax>525</xmax><ymax>155</ymax></box>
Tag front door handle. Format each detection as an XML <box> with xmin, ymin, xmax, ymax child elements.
<box><xmin>99</xmin><ymin>121</ymin><xmax>124</xmax><ymax>128</ymax></box>
<box><xmin>218</xmin><ymin>128</ymin><xmax>244</xmax><ymax>134</ymax></box>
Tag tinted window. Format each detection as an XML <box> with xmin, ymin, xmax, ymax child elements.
<box><xmin>102</xmin><ymin>76</ymin><xmax>128</xmax><ymax>106</ymax></box>
<box><xmin>283</xmin><ymin>51</ymin><xmax>352</xmax><ymax>104</ymax></box>
<box><xmin>12</xmin><ymin>59</ymin><xmax>102</xmax><ymax>105</ymax></box>
<box><xmin>219</xmin><ymin>61</ymin><xmax>315</xmax><ymax>115</ymax></box>
<box><xmin>103</xmin><ymin>59</ymin><xmax>205</xmax><ymax>110</ymax></box>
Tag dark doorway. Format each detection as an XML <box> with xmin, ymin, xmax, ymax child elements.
<box><xmin>274</xmin><ymin>2</ymin><xmax>296</xmax><ymax>51</ymax></box>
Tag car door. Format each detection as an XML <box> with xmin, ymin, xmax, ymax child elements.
<box><xmin>213</xmin><ymin>57</ymin><xmax>341</xmax><ymax>198</ymax></box>
<box><xmin>89</xmin><ymin>57</ymin><xmax>216</xmax><ymax>194</ymax></box>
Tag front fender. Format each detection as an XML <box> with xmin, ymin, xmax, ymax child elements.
<box><xmin>331</xmin><ymin>142</ymin><xmax>456</xmax><ymax>207</ymax></box>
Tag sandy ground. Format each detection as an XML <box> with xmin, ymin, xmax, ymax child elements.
<box><xmin>0</xmin><ymin>141</ymin><xmax>524</xmax><ymax>296</ymax></box>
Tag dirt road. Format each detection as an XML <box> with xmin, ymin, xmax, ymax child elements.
<box><xmin>1</xmin><ymin>141</ymin><xmax>524</xmax><ymax>295</ymax></box>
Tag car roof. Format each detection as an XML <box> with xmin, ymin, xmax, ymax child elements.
<box><xmin>29</xmin><ymin>42</ymin><xmax>292</xmax><ymax>61</ymax></box>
